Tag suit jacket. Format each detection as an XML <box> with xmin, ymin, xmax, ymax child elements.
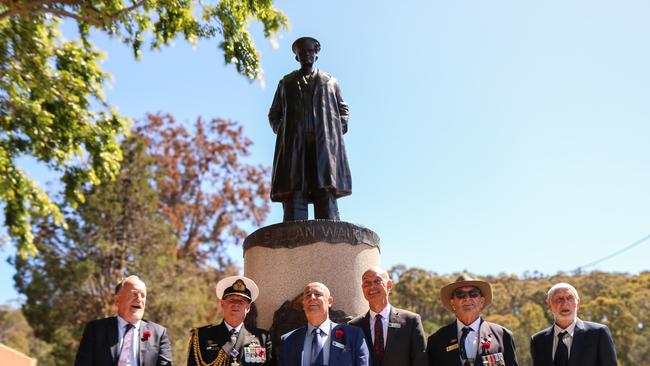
<box><xmin>348</xmin><ymin>306</ymin><xmax>427</xmax><ymax>366</ymax></box>
<box><xmin>426</xmin><ymin>319</ymin><xmax>518</xmax><ymax>366</ymax></box>
<box><xmin>279</xmin><ymin>322</ymin><xmax>369</xmax><ymax>366</ymax></box>
<box><xmin>75</xmin><ymin>316</ymin><xmax>172</xmax><ymax>366</ymax></box>
<box><xmin>530</xmin><ymin>319</ymin><xmax>617</xmax><ymax>366</ymax></box>
<box><xmin>187</xmin><ymin>321</ymin><xmax>274</xmax><ymax>366</ymax></box>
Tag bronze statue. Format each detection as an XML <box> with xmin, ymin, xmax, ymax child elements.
<box><xmin>268</xmin><ymin>36</ymin><xmax>351</xmax><ymax>222</ymax></box>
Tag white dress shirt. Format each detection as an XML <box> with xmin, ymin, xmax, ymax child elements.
<box><xmin>456</xmin><ymin>317</ymin><xmax>481</xmax><ymax>362</ymax></box>
<box><xmin>224</xmin><ymin>321</ymin><xmax>244</xmax><ymax>334</ymax></box>
<box><xmin>552</xmin><ymin>318</ymin><xmax>577</xmax><ymax>359</ymax></box>
<box><xmin>302</xmin><ymin>319</ymin><xmax>332</xmax><ymax>366</ymax></box>
<box><xmin>117</xmin><ymin>316</ymin><xmax>141</xmax><ymax>366</ymax></box>
<box><xmin>369</xmin><ymin>304</ymin><xmax>391</xmax><ymax>347</ymax></box>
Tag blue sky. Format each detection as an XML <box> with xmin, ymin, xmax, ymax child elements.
<box><xmin>2</xmin><ymin>0</ymin><xmax>650</xmax><ymax>304</ymax></box>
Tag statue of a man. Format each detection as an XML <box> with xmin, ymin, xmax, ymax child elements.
<box><xmin>268</xmin><ymin>37</ymin><xmax>351</xmax><ymax>222</ymax></box>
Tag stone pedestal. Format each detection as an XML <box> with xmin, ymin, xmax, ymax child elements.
<box><xmin>243</xmin><ymin>220</ymin><xmax>380</xmax><ymax>330</ymax></box>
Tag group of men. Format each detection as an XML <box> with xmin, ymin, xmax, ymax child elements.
<box><xmin>74</xmin><ymin>268</ymin><xmax>618</xmax><ymax>366</ymax></box>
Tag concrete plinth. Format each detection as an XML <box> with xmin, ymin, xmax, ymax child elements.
<box><xmin>243</xmin><ymin>220</ymin><xmax>380</xmax><ymax>330</ymax></box>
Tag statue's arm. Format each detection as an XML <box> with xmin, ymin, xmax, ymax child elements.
<box><xmin>335</xmin><ymin>81</ymin><xmax>349</xmax><ymax>134</ymax></box>
<box><xmin>268</xmin><ymin>81</ymin><xmax>284</xmax><ymax>134</ymax></box>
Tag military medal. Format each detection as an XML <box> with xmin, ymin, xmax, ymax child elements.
<box><xmin>481</xmin><ymin>352</ymin><xmax>505</xmax><ymax>366</ymax></box>
<box><xmin>228</xmin><ymin>347</ymin><xmax>240</xmax><ymax>366</ymax></box>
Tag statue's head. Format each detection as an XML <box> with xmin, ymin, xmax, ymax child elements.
<box><xmin>292</xmin><ymin>37</ymin><xmax>321</xmax><ymax>66</ymax></box>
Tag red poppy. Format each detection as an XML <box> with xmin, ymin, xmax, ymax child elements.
<box><xmin>481</xmin><ymin>337</ymin><xmax>491</xmax><ymax>350</ymax></box>
<box><xmin>142</xmin><ymin>331</ymin><xmax>152</xmax><ymax>341</ymax></box>
<box><xmin>335</xmin><ymin>329</ymin><xmax>344</xmax><ymax>339</ymax></box>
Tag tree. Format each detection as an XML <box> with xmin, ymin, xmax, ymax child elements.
<box><xmin>0</xmin><ymin>305</ymin><xmax>53</xmax><ymax>363</ymax></box>
<box><xmin>386</xmin><ymin>266</ymin><xmax>650</xmax><ymax>366</ymax></box>
<box><xmin>135</xmin><ymin>113</ymin><xmax>270</xmax><ymax>264</ymax></box>
<box><xmin>13</xmin><ymin>136</ymin><xmax>224</xmax><ymax>365</ymax></box>
<box><xmin>0</xmin><ymin>0</ymin><xmax>287</xmax><ymax>257</ymax></box>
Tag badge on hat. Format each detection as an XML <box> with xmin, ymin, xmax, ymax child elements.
<box><xmin>215</xmin><ymin>276</ymin><xmax>260</xmax><ymax>302</ymax></box>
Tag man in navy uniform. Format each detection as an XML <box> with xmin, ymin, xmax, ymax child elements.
<box><xmin>530</xmin><ymin>282</ymin><xmax>617</xmax><ymax>366</ymax></box>
<box><xmin>426</xmin><ymin>275</ymin><xmax>518</xmax><ymax>366</ymax></box>
<box><xmin>188</xmin><ymin>276</ymin><xmax>274</xmax><ymax>366</ymax></box>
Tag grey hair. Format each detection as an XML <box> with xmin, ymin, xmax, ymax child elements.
<box><xmin>114</xmin><ymin>275</ymin><xmax>142</xmax><ymax>294</ymax></box>
<box><xmin>546</xmin><ymin>282</ymin><xmax>580</xmax><ymax>302</ymax></box>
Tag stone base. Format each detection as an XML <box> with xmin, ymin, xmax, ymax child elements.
<box><xmin>243</xmin><ymin>220</ymin><xmax>381</xmax><ymax>330</ymax></box>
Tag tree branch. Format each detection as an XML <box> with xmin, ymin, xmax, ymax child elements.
<box><xmin>0</xmin><ymin>0</ymin><xmax>149</xmax><ymax>25</ymax></box>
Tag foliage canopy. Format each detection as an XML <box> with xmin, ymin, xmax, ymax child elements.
<box><xmin>0</xmin><ymin>0</ymin><xmax>287</xmax><ymax>257</ymax></box>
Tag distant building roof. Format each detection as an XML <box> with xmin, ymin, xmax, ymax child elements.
<box><xmin>0</xmin><ymin>343</ymin><xmax>37</xmax><ymax>366</ymax></box>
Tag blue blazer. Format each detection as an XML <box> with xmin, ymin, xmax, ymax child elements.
<box><xmin>280</xmin><ymin>322</ymin><xmax>369</xmax><ymax>366</ymax></box>
<box><xmin>530</xmin><ymin>319</ymin><xmax>617</xmax><ymax>366</ymax></box>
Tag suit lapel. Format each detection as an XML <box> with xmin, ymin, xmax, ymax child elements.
<box><xmin>139</xmin><ymin>321</ymin><xmax>149</xmax><ymax>366</ymax></box>
<box><xmin>443</xmin><ymin>322</ymin><xmax>462</xmax><ymax>366</ymax></box>
<box><xmin>385</xmin><ymin>307</ymin><xmax>400</xmax><ymax>352</ymax></box>
<box><xmin>108</xmin><ymin>317</ymin><xmax>119</xmax><ymax>363</ymax></box>
<box><xmin>359</xmin><ymin>312</ymin><xmax>376</xmax><ymax>365</ymax></box>
<box><xmin>541</xmin><ymin>326</ymin><xmax>554</xmax><ymax>365</ymax></box>
<box><xmin>233</xmin><ymin>325</ymin><xmax>251</xmax><ymax>362</ymax></box>
<box><xmin>293</xmin><ymin>326</ymin><xmax>308</xmax><ymax>365</ymax></box>
<box><xmin>568</xmin><ymin>319</ymin><xmax>585</xmax><ymax>366</ymax></box>
<box><xmin>474</xmin><ymin>319</ymin><xmax>494</xmax><ymax>366</ymax></box>
<box><xmin>221</xmin><ymin>322</ymin><xmax>240</xmax><ymax>357</ymax></box>
<box><xmin>328</xmin><ymin>322</ymin><xmax>339</xmax><ymax>366</ymax></box>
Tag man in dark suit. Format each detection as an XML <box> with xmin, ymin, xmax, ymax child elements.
<box><xmin>187</xmin><ymin>276</ymin><xmax>274</xmax><ymax>366</ymax></box>
<box><xmin>349</xmin><ymin>267</ymin><xmax>427</xmax><ymax>366</ymax></box>
<box><xmin>75</xmin><ymin>275</ymin><xmax>173</xmax><ymax>366</ymax></box>
<box><xmin>280</xmin><ymin>282</ymin><xmax>369</xmax><ymax>366</ymax></box>
<box><xmin>426</xmin><ymin>275</ymin><xmax>518</xmax><ymax>366</ymax></box>
<box><xmin>530</xmin><ymin>282</ymin><xmax>617</xmax><ymax>366</ymax></box>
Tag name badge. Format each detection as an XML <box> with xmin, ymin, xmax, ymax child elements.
<box><xmin>332</xmin><ymin>341</ymin><xmax>345</xmax><ymax>349</ymax></box>
<box><xmin>388</xmin><ymin>322</ymin><xmax>401</xmax><ymax>328</ymax></box>
<box><xmin>446</xmin><ymin>343</ymin><xmax>459</xmax><ymax>352</ymax></box>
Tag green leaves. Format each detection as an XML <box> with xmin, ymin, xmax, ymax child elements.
<box><xmin>1</xmin><ymin>0</ymin><xmax>286</xmax><ymax>257</ymax></box>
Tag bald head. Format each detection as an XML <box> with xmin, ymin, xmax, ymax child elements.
<box><xmin>303</xmin><ymin>282</ymin><xmax>333</xmax><ymax>326</ymax></box>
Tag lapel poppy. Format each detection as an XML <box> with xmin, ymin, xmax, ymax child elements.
<box><xmin>142</xmin><ymin>330</ymin><xmax>152</xmax><ymax>341</ymax></box>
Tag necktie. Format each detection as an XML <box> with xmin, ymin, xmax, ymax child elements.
<box><xmin>230</xmin><ymin>328</ymin><xmax>239</xmax><ymax>344</ymax></box>
<box><xmin>311</xmin><ymin>328</ymin><xmax>324</xmax><ymax>366</ymax></box>
<box><xmin>118</xmin><ymin>323</ymin><xmax>134</xmax><ymax>366</ymax></box>
<box><xmin>459</xmin><ymin>326</ymin><xmax>472</xmax><ymax>362</ymax></box>
<box><xmin>554</xmin><ymin>331</ymin><xmax>569</xmax><ymax>366</ymax></box>
<box><xmin>373</xmin><ymin>314</ymin><xmax>385</xmax><ymax>363</ymax></box>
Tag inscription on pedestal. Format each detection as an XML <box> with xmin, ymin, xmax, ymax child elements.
<box><xmin>244</xmin><ymin>220</ymin><xmax>380</xmax><ymax>251</ymax></box>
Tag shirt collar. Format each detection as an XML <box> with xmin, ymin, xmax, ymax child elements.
<box><xmin>307</xmin><ymin>319</ymin><xmax>332</xmax><ymax>336</ymax></box>
<box><xmin>456</xmin><ymin>317</ymin><xmax>481</xmax><ymax>334</ymax></box>
<box><xmin>117</xmin><ymin>316</ymin><xmax>141</xmax><ymax>332</ymax></box>
<box><xmin>224</xmin><ymin>321</ymin><xmax>244</xmax><ymax>333</ymax></box>
<box><xmin>369</xmin><ymin>304</ymin><xmax>391</xmax><ymax>321</ymax></box>
<box><xmin>553</xmin><ymin>317</ymin><xmax>578</xmax><ymax>337</ymax></box>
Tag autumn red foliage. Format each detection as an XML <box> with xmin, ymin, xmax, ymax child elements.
<box><xmin>135</xmin><ymin>113</ymin><xmax>271</xmax><ymax>264</ymax></box>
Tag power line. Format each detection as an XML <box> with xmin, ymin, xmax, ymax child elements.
<box><xmin>575</xmin><ymin>233</ymin><xmax>650</xmax><ymax>272</ymax></box>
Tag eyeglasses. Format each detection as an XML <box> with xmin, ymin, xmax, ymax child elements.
<box><xmin>361</xmin><ymin>278</ymin><xmax>385</xmax><ymax>288</ymax></box>
<box><xmin>453</xmin><ymin>289</ymin><xmax>482</xmax><ymax>299</ymax></box>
